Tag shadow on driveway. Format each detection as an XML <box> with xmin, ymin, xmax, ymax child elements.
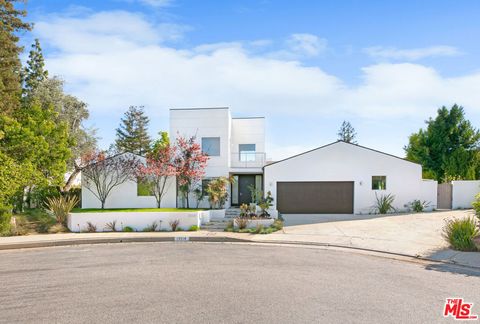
<box><xmin>424</xmin><ymin>263</ymin><xmax>480</xmax><ymax>277</ymax></box>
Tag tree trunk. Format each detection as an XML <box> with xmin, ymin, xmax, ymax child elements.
<box><xmin>101</xmin><ymin>200</ymin><xmax>105</xmax><ymax>209</ymax></box>
<box><xmin>63</xmin><ymin>168</ymin><xmax>81</xmax><ymax>193</ymax></box>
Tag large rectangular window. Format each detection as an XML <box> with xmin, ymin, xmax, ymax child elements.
<box><xmin>372</xmin><ymin>176</ymin><xmax>387</xmax><ymax>190</ymax></box>
<box><xmin>239</xmin><ymin>144</ymin><xmax>256</xmax><ymax>162</ymax></box>
<box><xmin>202</xmin><ymin>137</ymin><xmax>220</xmax><ymax>156</ymax></box>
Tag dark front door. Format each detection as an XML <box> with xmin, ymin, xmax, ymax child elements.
<box><xmin>239</xmin><ymin>175</ymin><xmax>255</xmax><ymax>205</ymax></box>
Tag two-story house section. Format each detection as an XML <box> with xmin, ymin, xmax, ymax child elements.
<box><xmin>169</xmin><ymin>107</ymin><xmax>266</xmax><ymax>208</ymax></box>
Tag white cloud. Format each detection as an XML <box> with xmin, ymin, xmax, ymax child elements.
<box><xmin>33</xmin><ymin>11</ymin><xmax>480</xmax><ymax>159</ymax></box>
<box><xmin>286</xmin><ymin>33</ymin><xmax>327</xmax><ymax>57</ymax></box>
<box><xmin>140</xmin><ymin>0</ymin><xmax>172</xmax><ymax>7</ymax></box>
<box><xmin>364</xmin><ymin>45</ymin><xmax>461</xmax><ymax>61</ymax></box>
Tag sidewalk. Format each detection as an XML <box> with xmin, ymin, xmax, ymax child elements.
<box><xmin>1</xmin><ymin>210</ymin><xmax>479</xmax><ymax>269</ymax></box>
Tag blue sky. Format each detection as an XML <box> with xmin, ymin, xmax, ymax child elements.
<box><xmin>23</xmin><ymin>0</ymin><xmax>480</xmax><ymax>159</ymax></box>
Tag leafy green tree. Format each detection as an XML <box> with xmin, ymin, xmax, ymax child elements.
<box><xmin>29</xmin><ymin>77</ymin><xmax>97</xmax><ymax>191</ymax></box>
<box><xmin>337</xmin><ymin>120</ymin><xmax>357</xmax><ymax>144</ymax></box>
<box><xmin>0</xmin><ymin>0</ymin><xmax>31</xmax><ymax>115</ymax></box>
<box><xmin>404</xmin><ymin>104</ymin><xmax>480</xmax><ymax>181</ymax></box>
<box><xmin>23</xmin><ymin>39</ymin><xmax>48</xmax><ymax>94</ymax></box>
<box><xmin>115</xmin><ymin>106</ymin><xmax>151</xmax><ymax>155</ymax></box>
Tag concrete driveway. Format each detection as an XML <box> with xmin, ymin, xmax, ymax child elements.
<box><xmin>256</xmin><ymin>210</ymin><xmax>476</xmax><ymax>257</ymax></box>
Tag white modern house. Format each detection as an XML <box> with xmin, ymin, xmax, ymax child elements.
<box><xmin>263</xmin><ymin>141</ymin><xmax>438</xmax><ymax>215</ymax></box>
<box><xmin>82</xmin><ymin>107</ymin><xmax>266</xmax><ymax>209</ymax></box>
<box><xmin>82</xmin><ymin>107</ymin><xmax>444</xmax><ymax>217</ymax></box>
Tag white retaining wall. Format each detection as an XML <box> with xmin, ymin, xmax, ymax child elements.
<box><xmin>420</xmin><ymin>180</ymin><xmax>438</xmax><ymax>209</ymax></box>
<box><xmin>68</xmin><ymin>211</ymin><xmax>206</xmax><ymax>233</ymax></box>
<box><xmin>452</xmin><ymin>180</ymin><xmax>480</xmax><ymax>209</ymax></box>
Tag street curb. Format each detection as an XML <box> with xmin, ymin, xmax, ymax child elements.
<box><xmin>0</xmin><ymin>236</ymin><xmax>251</xmax><ymax>251</ymax></box>
<box><xmin>1</xmin><ymin>235</ymin><xmax>479</xmax><ymax>271</ymax></box>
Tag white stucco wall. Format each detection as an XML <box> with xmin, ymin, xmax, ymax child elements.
<box><xmin>452</xmin><ymin>180</ymin><xmax>480</xmax><ymax>209</ymax></box>
<box><xmin>68</xmin><ymin>211</ymin><xmax>203</xmax><ymax>232</ymax></box>
<box><xmin>419</xmin><ymin>180</ymin><xmax>438</xmax><ymax>209</ymax></box>
<box><xmin>81</xmin><ymin>154</ymin><xmax>177</xmax><ymax>209</ymax></box>
<box><xmin>170</xmin><ymin>108</ymin><xmax>232</xmax><ymax>208</ymax></box>
<box><xmin>264</xmin><ymin>141</ymin><xmax>437</xmax><ymax>214</ymax></box>
<box><xmin>170</xmin><ymin>108</ymin><xmax>231</xmax><ymax>178</ymax></box>
<box><xmin>231</xmin><ymin>117</ymin><xmax>265</xmax><ymax>167</ymax></box>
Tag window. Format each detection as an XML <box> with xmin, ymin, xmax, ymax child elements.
<box><xmin>239</xmin><ymin>144</ymin><xmax>256</xmax><ymax>162</ymax></box>
<box><xmin>372</xmin><ymin>176</ymin><xmax>386</xmax><ymax>190</ymax></box>
<box><xmin>137</xmin><ymin>178</ymin><xmax>153</xmax><ymax>196</ymax></box>
<box><xmin>202</xmin><ymin>137</ymin><xmax>220</xmax><ymax>156</ymax></box>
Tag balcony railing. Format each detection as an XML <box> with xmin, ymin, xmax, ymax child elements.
<box><xmin>230</xmin><ymin>152</ymin><xmax>266</xmax><ymax>168</ymax></box>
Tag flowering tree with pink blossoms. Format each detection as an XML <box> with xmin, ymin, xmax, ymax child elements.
<box><xmin>137</xmin><ymin>139</ymin><xmax>178</xmax><ymax>208</ymax></box>
<box><xmin>174</xmin><ymin>135</ymin><xmax>209</xmax><ymax>208</ymax></box>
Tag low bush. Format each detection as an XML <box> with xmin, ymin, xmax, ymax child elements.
<box><xmin>442</xmin><ymin>217</ymin><xmax>479</xmax><ymax>252</ymax></box>
<box><xmin>272</xmin><ymin>219</ymin><xmax>284</xmax><ymax>231</ymax></box>
<box><xmin>48</xmin><ymin>223</ymin><xmax>69</xmax><ymax>234</ymax></box>
<box><xmin>176</xmin><ymin>227</ymin><xmax>183</xmax><ymax>231</ymax></box>
<box><xmin>23</xmin><ymin>208</ymin><xmax>56</xmax><ymax>233</ymax></box>
<box><xmin>84</xmin><ymin>222</ymin><xmax>97</xmax><ymax>233</ymax></box>
<box><xmin>45</xmin><ymin>195</ymin><xmax>79</xmax><ymax>226</ymax></box>
<box><xmin>104</xmin><ymin>220</ymin><xmax>118</xmax><ymax>232</ymax></box>
<box><xmin>0</xmin><ymin>206</ymin><xmax>12</xmax><ymax>236</ymax></box>
<box><xmin>188</xmin><ymin>225</ymin><xmax>199</xmax><ymax>231</ymax></box>
<box><xmin>169</xmin><ymin>219</ymin><xmax>180</xmax><ymax>231</ymax></box>
<box><xmin>143</xmin><ymin>221</ymin><xmax>159</xmax><ymax>232</ymax></box>
<box><xmin>472</xmin><ymin>193</ymin><xmax>480</xmax><ymax>220</ymax></box>
<box><xmin>407</xmin><ymin>199</ymin><xmax>430</xmax><ymax>213</ymax></box>
<box><xmin>234</xmin><ymin>217</ymin><xmax>249</xmax><ymax>230</ymax></box>
<box><xmin>372</xmin><ymin>193</ymin><xmax>396</xmax><ymax>214</ymax></box>
<box><xmin>123</xmin><ymin>226</ymin><xmax>134</xmax><ymax>232</ymax></box>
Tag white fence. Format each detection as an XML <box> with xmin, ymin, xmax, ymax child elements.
<box><xmin>452</xmin><ymin>180</ymin><xmax>480</xmax><ymax>209</ymax></box>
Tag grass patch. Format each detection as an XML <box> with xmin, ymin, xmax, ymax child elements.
<box><xmin>71</xmin><ymin>208</ymin><xmax>204</xmax><ymax>213</ymax></box>
<box><xmin>12</xmin><ymin>208</ymin><xmax>60</xmax><ymax>235</ymax></box>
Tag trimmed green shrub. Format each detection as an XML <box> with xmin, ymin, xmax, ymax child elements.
<box><xmin>408</xmin><ymin>199</ymin><xmax>430</xmax><ymax>213</ymax></box>
<box><xmin>123</xmin><ymin>226</ymin><xmax>134</xmax><ymax>232</ymax></box>
<box><xmin>142</xmin><ymin>221</ymin><xmax>159</xmax><ymax>232</ymax></box>
<box><xmin>372</xmin><ymin>193</ymin><xmax>396</xmax><ymax>214</ymax></box>
<box><xmin>442</xmin><ymin>217</ymin><xmax>479</xmax><ymax>251</ymax></box>
<box><xmin>188</xmin><ymin>225</ymin><xmax>199</xmax><ymax>231</ymax></box>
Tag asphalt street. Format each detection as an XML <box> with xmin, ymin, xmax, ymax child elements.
<box><xmin>0</xmin><ymin>242</ymin><xmax>479</xmax><ymax>323</ymax></box>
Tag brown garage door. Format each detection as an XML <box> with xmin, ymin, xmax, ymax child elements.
<box><xmin>277</xmin><ymin>181</ymin><xmax>354</xmax><ymax>214</ymax></box>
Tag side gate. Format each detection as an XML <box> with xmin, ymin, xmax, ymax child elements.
<box><xmin>437</xmin><ymin>183</ymin><xmax>452</xmax><ymax>209</ymax></box>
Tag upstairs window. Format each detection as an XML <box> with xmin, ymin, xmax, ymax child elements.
<box><xmin>202</xmin><ymin>137</ymin><xmax>220</xmax><ymax>156</ymax></box>
<box><xmin>239</xmin><ymin>144</ymin><xmax>256</xmax><ymax>162</ymax></box>
<box><xmin>372</xmin><ymin>176</ymin><xmax>387</xmax><ymax>190</ymax></box>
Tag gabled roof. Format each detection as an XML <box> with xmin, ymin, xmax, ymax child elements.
<box><xmin>264</xmin><ymin>140</ymin><xmax>420</xmax><ymax>168</ymax></box>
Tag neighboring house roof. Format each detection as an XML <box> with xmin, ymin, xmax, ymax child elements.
<box><xmin>263</xmin><ymin>140</ymin><xmax>420</xmax><ymax>168</ymax></box>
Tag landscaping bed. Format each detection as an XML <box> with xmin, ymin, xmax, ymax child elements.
<box><xmin>68</xmin><ymin>209</ymin><xmax>208</xmax><ymax>233</ymax></box>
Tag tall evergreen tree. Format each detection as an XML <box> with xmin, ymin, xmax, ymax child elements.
<box><xmin>23</xmin><ymin>38</ymin><xmax>48</xmax><ymax>94</ymax></box>
<box><xmin>337</xmin><ymin>120</ymin><xmax>357</xmax><ymax>143</ymax></box>
<box><xmin>115</xmin><ymin>106</ymin><xmax>151</xmax><ymax>155</ymax></box>
<box><xmin>404</xmin><ymin>104</ymin><xmax>480</xmax><ymax>181</ymax></box>
<box><xmin>0</xmin><ymin>0</ymin><xmax>32</xmax><ymax>115</ymax></box>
